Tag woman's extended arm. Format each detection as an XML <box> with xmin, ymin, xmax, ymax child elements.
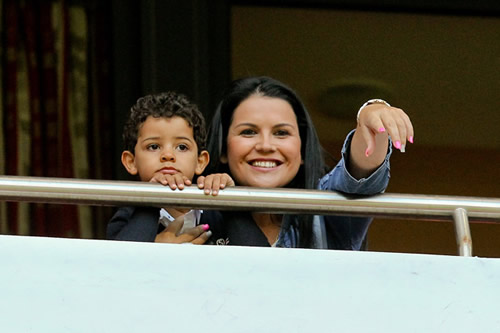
<box><xmin>349</xmin><ymin>101</ymin><xmax>413</xmax><ymax>179</ymax></box>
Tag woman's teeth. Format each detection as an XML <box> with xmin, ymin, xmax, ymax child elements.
<box><xmin>252</xmin><ymin>161</ymin><xmax>277</xmax><ymax>168</ymax></box>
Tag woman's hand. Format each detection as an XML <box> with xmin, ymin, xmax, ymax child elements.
<box><xmin>149</xmin><ymin>171</ymin><xmax>192</xmax><ymax>190</ymax></box>
<box><xmin>155</xmin><ymin>215</ymin><xmax>212</xmax><ymax>244</ymax></box>
<box><xmin>350</xmin><ymin>102</ymin><xmax>414</xmax><ymax>179</ymax></box>
<box><xmin>357</xmin><ymin>102</ymin><xmax>414</xmax><ymax>155</ymax></box>
<box><xmin>197</xmin><ymin>173</ymin><xmax>235</xmax><ymax>196</ymax></box>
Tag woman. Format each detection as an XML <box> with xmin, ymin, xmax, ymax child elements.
<box><xmin>200</xmin><ymin>76</ymin><xmax>413</xmax><ymax>249</ymax></box>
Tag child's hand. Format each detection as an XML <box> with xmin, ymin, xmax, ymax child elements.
<box><xmin>197</xmin><ymin>173</ymin><xmax>235</xmax><ymax>196</ymax></box>
<box><xmin>155</xmin><ymin>215</ymin><xmax>212</xmax><ymax>244</ymax></box>
<box><xmin>149</xmin><ymin>171</ymin><xmax>192</xmax><ymax>190</ymax></box>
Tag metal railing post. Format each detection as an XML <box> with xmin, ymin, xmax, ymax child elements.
<box><xmin>453</xmin><ymin>208</ymin><xmax>473</xmax><ymax>257</ymax></box>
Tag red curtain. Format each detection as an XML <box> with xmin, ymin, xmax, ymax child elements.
<box><xmin>1</xmin><ymin>0</ymin><xmax>113</xmax><ymax>238</ymax></box>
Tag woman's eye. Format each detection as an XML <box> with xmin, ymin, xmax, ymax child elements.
<box><xmin>240</xmin><ymin>128</ymin><xmax>256</xmax><ymax>136</ymax></box>
<box><xmin>274</xmin><ymin>129</ymin><xmax>290</xmax><ymax>137</ymax></box>
<box><xmin>147</xmin><ymin>144</ymin><xmax>160</xmax><ymax>150</ymax></box>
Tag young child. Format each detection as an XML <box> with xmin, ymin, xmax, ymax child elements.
<box><xmin>107</xmin><ymin>91</ymin><xmax>233</xmax><ymax>244</ymax></box>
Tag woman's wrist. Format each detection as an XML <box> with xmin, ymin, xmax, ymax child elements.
<box><xmin>356</xmin><ymin>99</ymin><xmax>391</xmax><ymax>123</ymax></box>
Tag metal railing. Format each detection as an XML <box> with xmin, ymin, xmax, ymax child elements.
<box><xmin>1</xmin><ymin>175</ymin><xmax>500</xmax><ymax>256</ymax></box>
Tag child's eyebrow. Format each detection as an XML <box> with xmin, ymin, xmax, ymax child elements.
<box><xmin>141</xmin><ymin>136</ymin><xmax>160</xmax><ymax>142</ymax></box>
<box><xmin>141</xmin><ymin>136</ymin><xmax>195</xmax><ymax>143</ymax></box>
<box><xmin>175</xmin><ymin>136</ymin><xmax>195</xmax><ymax>143</ymax></box>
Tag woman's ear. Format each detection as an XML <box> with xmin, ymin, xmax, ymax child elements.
<box><xmin>195</xmin><ymin>150</ymin><xmax>210</xmax><ymax>175</ymax></box>
<box><xmin>121</xmin><ymin>150</ymin><xmax>138</xmax><ymax>175</ymax></box>
<box><xmin>220</xmin><ymin>154</ymin><xmax>228</xmax><ymax>164</ymax></box>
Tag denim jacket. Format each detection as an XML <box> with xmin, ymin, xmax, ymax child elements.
<box><xmin>277</xmin><ymin>130</ymin><xmax>392</xmax><ymax>249</ymax></box>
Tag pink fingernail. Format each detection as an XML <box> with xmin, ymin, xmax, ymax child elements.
<box><xmin>202</xmin><ymin>224</ymin><xmax>210</xmax><ymax>231</ymax></box>
<box><xmin>394</xmin><ymin>141</ymin><xmax>401</xmax><ymax>149</ymax></box>
<box><xmin>378</xmin><ymin>127</ymin><xmax>386</xmax><ymax>133</ymax></box>
<box><xmin>409</xmin><ymin>136</ymin><xmax>414</xmax><ymax>144</ymax></box>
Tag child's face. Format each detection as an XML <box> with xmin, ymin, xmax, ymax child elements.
<box><xmin>122</xmin><ymin>116</ymin><xmax>209</xmax><ymax>182</ymax></box>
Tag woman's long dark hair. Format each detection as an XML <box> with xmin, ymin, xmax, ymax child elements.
<box><xmin>206</xmin><ymin>76</ymin><xmax>328</xmax><ymax>248</ymax></box>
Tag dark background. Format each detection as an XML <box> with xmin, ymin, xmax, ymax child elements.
<box><xmin>108</xmin><ymin>0</ymin><xmax>500</xmax><ymax>256</ymax></box>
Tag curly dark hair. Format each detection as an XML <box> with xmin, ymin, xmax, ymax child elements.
<box><xmin>122</xmin><ymin>91</ymin><xmax>207</xmax><ymax>154</ymax></box>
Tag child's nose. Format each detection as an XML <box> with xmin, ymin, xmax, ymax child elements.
<box><xmin>161</xmin><ymin>150</ymin><xmax>175</xmax><ymax>162</ymax></box>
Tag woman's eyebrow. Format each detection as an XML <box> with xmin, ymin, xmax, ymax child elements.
<box><xmin>273</xmin><ymin>123</ymin><xmax>295</xmax><ymax>128</ymax></box>
<box><xmin>232</xmin><ymin>122</ymin><xmax>296</xmax><ymax>128</ymax></box>
<box><xmin>232</xmin><ymin>122</ymin><xmax>257</xmax><ymax>128</ymax></box>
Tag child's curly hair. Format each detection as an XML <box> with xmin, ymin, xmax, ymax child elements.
<box><xmin>122</xmin><ymin>92</ymin><xmax>207</xmax><ymax>154</ymax></box>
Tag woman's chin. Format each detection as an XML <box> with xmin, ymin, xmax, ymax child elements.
<box><xmin>242</xmin><ymin>179</ymin><xmax>290</xmax><ymax>188</ymax></box>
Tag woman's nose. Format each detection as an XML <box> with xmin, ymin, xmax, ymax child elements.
<box><xmin>255</xmin><ymin>135</ymin><xmax>276</xmax><ymax>152</ymax></box>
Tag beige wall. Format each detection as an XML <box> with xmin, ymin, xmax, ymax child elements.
<box><xmin>231</xmin><ymin>6</ymin><xmax>500</xmax><ymax>257</ymax></box>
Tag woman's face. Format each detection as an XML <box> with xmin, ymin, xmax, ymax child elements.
<box><xmin>224</xmin><ymin>95</ymin><xmax>302</xmax><ymax>188</ymax></box>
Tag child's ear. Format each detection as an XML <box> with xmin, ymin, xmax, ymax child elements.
<box><xmin>195</xmin><ymin>150</ymin><xmax>210</xmax><ymax>175</ymax></box>
<box><xmin>121</xmin><ymin>150</ymin><xmax>138</xmax><ymax>175</ymax></box>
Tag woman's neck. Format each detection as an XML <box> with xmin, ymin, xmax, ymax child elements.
<box><xmin>252</xmin><ymin>213</ymin><xmax>282</xmax><ymax>245</ymax></box>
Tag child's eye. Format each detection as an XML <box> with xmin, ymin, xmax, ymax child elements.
<box><xmin>176</xmin><ymin>143</ymin><xmax>189</xmax><ymax>151</ymax></box>
<box><xmin>147</xmin><ymin>143</ymin><xmax>160</xmax><ymax>151</ymax></box>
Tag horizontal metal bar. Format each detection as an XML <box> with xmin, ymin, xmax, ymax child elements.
<box><xmin>1</xmin><ymin>175</ymin><xmax>500</xmax><ymax>222</ymax></box>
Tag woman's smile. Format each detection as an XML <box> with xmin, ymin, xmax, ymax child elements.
<box><xmin>250</xmin><ymin>160</ymin><xmax>280</xmax><ymax>168</ymax></box>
